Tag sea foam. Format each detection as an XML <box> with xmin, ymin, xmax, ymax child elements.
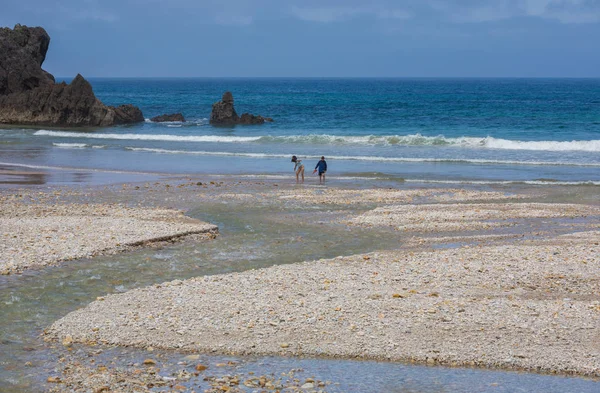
<box><xmin>124</xmin><ymin>147</ymin><xmax>600</xmax><ymax>167</ymax></box>
<box><xmin>35</xmin><ymin>130</ymin><xmax>600</xmax><ymax>152</ymax></box>
<box><xmin>53</xmin><ymin>143</ymin><xmax>88</xmax><ymax>148</ymax></box>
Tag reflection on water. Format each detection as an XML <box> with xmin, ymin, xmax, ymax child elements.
<box><xmin>0</xmin><ymin>172</ymin><xmax>48</xmax><ymax>185</ymax></box>
<box><xmin>0</xmin><ymin>164</ymin><xmax>162</xmax><ymax>188</ymax></box>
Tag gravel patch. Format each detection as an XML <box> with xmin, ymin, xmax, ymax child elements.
<box><xmin>347</xmin><ymin>203</ymin><xmax>600</xmax><ymax>232</ymax></box>
<box><xmin>46</xmin><ymin>232</ymin><xmax>600</xmax><ymax>377</ymax></box>
<box><xmin>273</xmin><ymin>188</ymin><xmax>523</xmax><ymax>206</ymax></box>
<box><xmin>46</xmin><ymin>359</ymin><xmax>332</xmax><ymax>393</ymax></box>
<box><xmin>0</xmin><ymin>200</ymin><xmax>217</xmax><ymax>275</ymax></box>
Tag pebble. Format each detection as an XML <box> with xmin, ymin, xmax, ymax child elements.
<box><xmin>46</xmin><ymin>231</ymin><xmax>600</xmax><ymax>378</ymax></box>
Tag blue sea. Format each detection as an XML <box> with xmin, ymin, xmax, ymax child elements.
<box><xmin>1</xmin><ymin>78</ymin><xmax>600</xmax><ymax>185</ymax></box>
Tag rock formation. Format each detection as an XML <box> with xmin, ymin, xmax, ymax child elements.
<box><xmin>209</xmin><ymin>91</ymin><xmax>272</xmax><ymax>125</ymax></box>
<box><xmin>0</xmin><ymin>24</ymin><xmax>143</xmax><ymax>127</ymax></box>
<box><xmin>150</xmin><ymin>113</ymin><xmax>185</xmax><ymax>122</ymax></box>
<box><xmin>239</xmin><ymin>113</ymin><xmax>273</xmax><ymax>124</ymax></box>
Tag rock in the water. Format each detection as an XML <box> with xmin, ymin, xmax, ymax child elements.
<box><xmin>110</xmin><ymin>104</ymin><xmax>145</xmax><ymax>124</ymax></box>
<box><xmin>210</xmin><ymin>91</ymin><xmax>239</xmax><ymax>125</ymax></box>
<box><xmin>150</xmin><ymin>113</ymin><xmax>185</xmax><ymax>122</ymax></box>
<box><xmin>0</xmin><ymin>24</ymin><xmax>143</xmax><ymax>127</ymax></box>
<box><xmin>209</xmin><ymin>91</ymin><xmax>272</xmax><ymax>125</ymax></box>
<box><xmin>239</xmin><ymin>113</ymin><xmax>273</xmax><ymax>125</ymax></box>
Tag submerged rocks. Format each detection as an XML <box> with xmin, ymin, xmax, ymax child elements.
<box><xmin>210</xmin><ymin>91</ymin><xmax>272</xmax><ymax>125</ymax></box>
<box><xmin>0</xmin><ymin>24</ymin><xmax>143</xmax><ymax>127</ymax></box>
<box><xmin>150</xmin><ymin>113</ymin><xmax>185</xmax><ymax>122</ymax></box>
<box><xmin>239</xmin><ymin>113</ymin><xmax>274</xmax><ymax>124</ymax></box>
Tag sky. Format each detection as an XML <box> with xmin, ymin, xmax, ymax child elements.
<box><xmin>2</xmin><ymin>0</ymin><xmax>600</xmax><ymax>77</ymax></box>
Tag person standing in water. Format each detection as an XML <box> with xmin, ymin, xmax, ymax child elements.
<box><xmin>291</xmin><ymin>155</ymin><xmax>305</xmax><ymax>183</ymax></box>
<box><xmin>313</xmin><ymin>156</ymin><xmax>327</xmax><ymax>184</ymax></box>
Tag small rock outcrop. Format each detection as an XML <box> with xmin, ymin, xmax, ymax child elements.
<box><xmin>150</xmin><ymin>113</ymin><xmax>185</xmax><ymax>122</ymax></box>
<box><xmin>209</xmin><ymin>91</ymin><xmax>272</xmax><ymax>125</ymax></box>
<box><xmin>239</xmin><ymin>113</ymin><xmax>274</xmax><ymax>124</ymax></box>
<box><xmin>0</xmin><ymin>24</ymin><xmax>143</xmax><ymax>127</ymax></box>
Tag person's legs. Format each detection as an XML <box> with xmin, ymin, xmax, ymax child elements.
<box><xmin>295</xmin><ymin>168</ymin><xmax>300</xmax><ymax>183</ymax></box>
<box><xmin>300</xmin><ymin>166</ymin><xmax>305</xmax><ymax>183</ymax></box>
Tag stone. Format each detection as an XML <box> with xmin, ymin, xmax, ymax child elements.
<box><xmin>62</xmin><ymin>335</ymin><xmax>73</xmax><ymax>347</ymax></box>
<box><xmin>150</xmin><ymin>113</ymin><xmax>185</xmax><ymax>122</ymax></box>
<box><xmin>210</xmin><ymin>91</ymin><xmax>239</xmax><ymax>125</ymax></box>
<box><xmin>209</xmin><ymin>91</ymin><xmax>272</xmax><ymax>125</ymax></box>
<box><xmin>0</xmin><ymin>24</ymin><xmax>143</xmax><ymax>127</ymax></box>
<box><xmin>239</xmin><ymin>113</ymin><xmax>269</xmax><ymax>125</ymax></box>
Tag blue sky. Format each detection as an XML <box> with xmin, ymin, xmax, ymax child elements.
<box><xmin>2</xmin><ymin>0</ymin><xmax>600</xmax><ymax>77</ymax></box>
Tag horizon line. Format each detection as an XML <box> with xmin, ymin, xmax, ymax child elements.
<box><xmin>55</xmin><ymin>76</ymin><xmax>600</xmax><ymax>80</ymax></box>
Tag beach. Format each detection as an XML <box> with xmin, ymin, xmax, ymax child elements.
<box><xmin>1</xmin><ymin>73</ymin><xmax>599</xmax><ymax>393</ymax></box>
<box><xmin>1</xmin><ymin>174</ymin><xmax>599</xmax><ymax>392</ymax></box>
<box><xmin>0</xmin><ymin>191</ymin><xmax>217</xmax><ymax>275</ymax></box>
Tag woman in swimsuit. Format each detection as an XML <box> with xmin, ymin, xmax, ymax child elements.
<box><xmin>291</xmin><ymin>155</ymin><xmax>305</xmax><ymax>183</ymax></box>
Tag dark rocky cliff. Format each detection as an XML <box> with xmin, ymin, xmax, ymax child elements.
<box><xmin>0</xmin><ymin>24</ymin><xmax>143</xmax><ymax>127</ymax></box>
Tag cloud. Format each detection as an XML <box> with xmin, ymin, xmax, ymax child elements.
<box><xmin>289</xmin><ymin>0</ymin><xmax>600</xmax><ymax>24</ymax></box>
<box><xmin>433</xmin><ymin>0</ymin><xmax>600</xmax><ymax>24</ymax></box>
<box><xmin>290</xmin><ymin>5</ymin><xmax>412</xmax><ymax>23</ymax></box>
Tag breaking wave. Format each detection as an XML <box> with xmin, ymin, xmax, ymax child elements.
<box><xmin>36</xmin><ymin>130</ymin><xmax>261</xmax><ymax>143</ymax></box>
<box><xmin>35</xmin><ymin>130</ymin><xmax>600</xmax><ymax>152</ymax></box>
<box><xmin>53</xmin><ymin>143</ymin><xmax>88</xmax><ymax>148</ymax></box>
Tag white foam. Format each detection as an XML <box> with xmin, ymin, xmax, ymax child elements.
<box><xmin>124</xmin><ymin>147</ymin><xmax>600</xmax><ymax>167</ymax></box>
<box><xmin>125</xmin><ymin>147</ymin><xmax>288</xmax><ymax>159</ymax></box>
<box><xmin>53</xmin><ymin>143</ymin><xmax>88</xmax><ymax>148</ymax></box>
<box><xmin>482</xmin><ymin>137</ymin><xmax>600</xmax><ymax>152</ymax></box>
<box><xmin>35</xmin><ymin>130</ymin><xmax>600</xmax><ymax>152</ymax></box>
<box><xmin>35</xmin><ymin>130</ymin><xmax>261</xmax><ymax>143</ymax></box>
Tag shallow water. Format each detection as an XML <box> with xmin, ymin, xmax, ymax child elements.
<box><xmin>3</xmin><ymin>78</ymin><xmax>600</xmax><ymax>185</ymax></box>
<box><xmin>0</xmin><ymin>183</ymin><xmax>599</xmax><ymax>392</ymax></box>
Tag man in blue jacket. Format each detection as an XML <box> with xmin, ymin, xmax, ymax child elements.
<box><xmin>313</xmin><ymin>156</ymin><xmax>328</xmax><ymax>184</ymax></box>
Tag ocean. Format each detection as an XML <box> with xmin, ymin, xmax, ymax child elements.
<box><xmin>1</xmin><ymin>78</ymin><xmax>599</xmax><ymax>185</ymax></box>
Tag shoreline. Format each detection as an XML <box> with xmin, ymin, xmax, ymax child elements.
<box><xmin>2</xmin><ymin>161</ymin><xmax>600</xmax><ymax>190</ymax></box>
